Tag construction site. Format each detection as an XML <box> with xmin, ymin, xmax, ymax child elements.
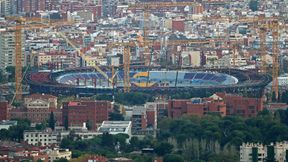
<box><xmin>0</xmin><ymin>1</ymin><xmax>287</xmax><ymax>102</ymax></box>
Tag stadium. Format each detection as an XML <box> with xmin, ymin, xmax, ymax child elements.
<box><xmin>26</xmin><ymin>67</ymin><xmax>272</xmax><ymax>97</ymax></box>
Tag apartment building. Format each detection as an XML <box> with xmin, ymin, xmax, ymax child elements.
<box><xmin>0</xmin><ymin>31</ymin><xmax>25</xmax><ymax>69</ymax></box>
<box><xmin>240</xmin><ymin>142</ymin><xmax>288</xmax><ymax>162</ymax></box>
<box><xmin>24</xmin><ymin>129</ymin><xmax>58</xmax><ymax>146</ymax></box>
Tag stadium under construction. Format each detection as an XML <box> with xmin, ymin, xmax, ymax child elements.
<box><xmin>26</xmin><ymin>67</ymin><xmax>272</xmax><ymax>97</ymax></box>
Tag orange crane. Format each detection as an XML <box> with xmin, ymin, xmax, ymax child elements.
<box><xmin>58</xmin><ymin>32</ymin><xmax>113</xmax><ymax>84</ymax></box>
<box><xmin>129</xmin><ymin>2</ymin><xmax>201</xmax><ymax>66</ymax></box>
<box><xmin>205</xmin><ymin>15</ymin><xmax>282</xmax><ymax>99</ymax></box>
<box><xmin>271</xmin><ymin>20</ymin><xmax>280</xmax><ymax>99</ymax></box>
<box><xmin>4</xmin><ymin>17</ymin><xmax>71</xmax><ymax>101</ymax></box>
<box><xmin>107</xmin><ymin>41</ymin><xmax>138</xmax><ymax>92</ymax></box>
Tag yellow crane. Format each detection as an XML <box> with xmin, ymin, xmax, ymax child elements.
<box><xmin>129</xmin><ymin>2</ymin><xmax>201</xmax><ymax>66</ymax></box>
<box><xmin>4</xmin><ymin>17</ymin><xmax>72</xmax><ymax>101</ymax></box>
<box><xmin>203</xmin><ymin>15</ymin><xmax>282</xmax><ymax>99</ymax></box>
<box><xmin>107</xmin><ymin>41</ymin><xmax>138</xmax><ymax>92</ymax></box>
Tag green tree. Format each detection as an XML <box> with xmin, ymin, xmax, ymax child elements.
<box><xmin>265</xmin><ymin>145</ymin><xmax>276</xmax><ymax>162</ymax></box>
<box><xmin>9</xmin><ymin>119</ymin><xmax>31</xmax><ymax>142</ymax></box>
<box><xmin>101</xmin><ymin>132</ymin><xmax>114</xmax><ymax>148</ymax></box>
<box><xmin>163</xmin><ymin>154</ymin><xmax>184</xmax><ymax>162</ymax></box>
<box><xmin>71</xmin><ymin>150</ymin><xmax>83</xmax><ymax>158</ymax></box>
<box><xmin>36</xmin><ymin>159</ymin><xmax>44</xmax><ymax>162</ymax></box>
<box><xmin>5</xmin><ymin>66</ymin><xmax>15</xmax><ymax>82</ymax></box>
<box><xmin>60</xmin><ymin>137</ymin><xmax>73</xmax><ymax>148</ymax></box>
<box><xmin>249</xmin><ymin>0</ymin><xmax>259</xmax><ymax>12</ymax></box>
<box><xmin>109</xmin><ymin>112</ymin><xmax>124</xmax><ymax>121</ymax></box>
<box><xmin>64</xmin><ymin>117</ymin><xmax>69</xmax><ymax>130</ymax></box>
<box><xmin>53</xmin><ymin>158</ymin><xmax>69</xmax><ymax>162</ymax></box>
<box><xmin>0</xmin><ymin>69</ymin><xmax>7</xmax><ymax>83</ymax></box>
<box><xmin>35</xmin><ymin>123</ymin><xmax>46</xmax><ymax>130</ymax></box>
<box><xmin>155</xmin><ymin>142</ymin><xmax>173</xmax><ymax>156</ymax></box>
<box><xmin>0</xmin><ymin>129</ymin><xmax>9</xmax><ymax>140</ymax></box>
<box><xmin>48</xmin><ymin>111</ymin><xmax>55</xmax><ymax>130</ymax></box>
<box><xmin>86</xmin><ymin>120</ymin><xmax>93</xmax><ymax>130</ymax></box>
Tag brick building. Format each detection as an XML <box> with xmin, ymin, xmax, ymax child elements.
<box><xmin>131</xmin><ymin>106</ymin><xmax>147</xmax><ymax>134</ymax></box>
<box><xmin>0</xmin><ymin>101</ymin><xmax>9</xmax><ymax>120</ymax></box>
<box><xmin>23</xmin><ymin>0</ymin><xmax>46</xmax><ymax>13</ymax></box>
<box><xmin>172</xmin><ymin>18</ymin><xmax>185</xmax><ymax>32</ymax></box>
<box><xmin>168</xmin><ymin>93</ymin><xmax>263</xmax><ymax>119</ymax></box>
<box><xmin>130</xmin><ymin>104</ymin><xmax>158</xmax><ymax>135</ymax></box>
<box><xmin>217</xmin><ymin>93</ymin><xmax>263</xmax><ymax>118</ymax></box>
<box><xmin>9</xmin><ymin>94</ymin><xmax>62</xmax><ymax>125</ymax></box>
<box><xmin>62</xmin><ymin>100</ymin><xmax>111</xmax><ymax>130</ymax></box>
<box><xmin>168</xmin><ymin>96</ymin><xmax>226</xmax><ymax>119</ymax></box>
<box><xmin>192</xmin><ymin>5</ymin><xmax>204</xmax><ymax>14</ymax></box>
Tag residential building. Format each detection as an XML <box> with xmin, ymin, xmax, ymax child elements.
<box><xmin>181</xmin><ymin>51</ymin><xmax>201</xmax><ymax>67</ymax></box>
<box><xmin>98</xmin><ymin>121</ymin><xmax>132</xmax><ymax>137</ymax></box>
<box><xmin>217</xmin><ymin>93</ymin><xmax>263</xmax><ymax>118</ymax></box>
<box><xmin>62</xmin><ymin>100</ymin><xmax>111</xmax><ymax>130</ymax></box>
<box><xmin>168</xmin><ymin>93</ymin><xmax>263</xmax><ymax>118</ymax></box>
<box><xmin>125</xmin><ymin>104</ymin><xmax>159</xmax><ymax>135</ymax></box>
<box><xmin>0</xmin><ymin>31</ymin><xmax>25</xmax><ymax>69</ymax></box>
<box><xmin>192</xmin><ymin>5</ymin><xmax>204</xmax><ymax>14</ymax></box>
<box><xmin>0</xmin><ymin>0</ymin><xmax>12</xmax><ymax>16</ymax></box>
<box><xmin>24</xmin><ymin>129</ymin><xmax>58</xmax><ymax>146</ymax></box>
<box><xmin>13</xmin><ymin>151</ymin><xmax>49</xmax><ymax>162</ymax></box>
<box><xmin>240</xmin><ymin>142</ymin><xmax>288</xmax><ymax>162</ymax></box>
<box><xmin>145</xmin><ymin>101</ymin><xmax>168</xmax><ymax>118</ymax></box>
<box><xmin>102</xmin><ymin>0</ymin><xmax>117</xmax><ymax>17</ymax></box>
<box><xmin>36</xmin><ymin>53</ymin><xmax>52</xmax><ymax>66</ymax></box>
<box><xmin>145</xmin><ymin>104</ymin><xmax>157</xmax><ymax>130</ymax></box>
<box><xmin>46</xmin><ymin>148</ymin><xmax>72</xmax><ymax>162</ymax></box>
<box><xmin>0</xmin><ymin>141</ymin><xmax>72</xmax><ymax>162</ymax></box>
<box><xmin>172</xmin><ymin>19</ymin><xmax>185</xmax><ymax>32</ymax></box>
<box><xmin>23</xmin><ymin>0</ymin><xmax>46</xmax><ymax>13</ymax></box>
<box><xmin>131</xmin><ymin>106</ymin><xmax>147</xmax><ymax>135</ymax></box>
<box><xmin>168</xmin><ymin>95</ymin><xmax>226</xmax><ymax>119</ymax></box>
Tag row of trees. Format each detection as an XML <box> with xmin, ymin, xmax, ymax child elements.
<box><xmin>56</xmin><ymin>109</ymin><xmax>288</xmax><ymax>162</ymax></box>
<box><xmin>157</xmin><ymin>109</ymin><xmax>288</xmax><ymax>161</ymax></box>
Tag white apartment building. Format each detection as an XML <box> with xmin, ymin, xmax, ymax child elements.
<box><xmin>240</xmin><ymin>143</ymin><xmax>266</xmax><ymax>162</ymax></box>
<box><xmin>24</xmin><ymin>130</ymin><xmax>57</xmax><ymax>146</ymax></box>
<box><xmin>46</xmin><ymin>148</ymin><xmax>72</xmax><ymax>162</ymax></box>
<box><xmin>240</xmin><ymin>142</ymin><xmax>288</xmax><ymax>162</ymax></box>
<box><xmin>0</xmin><ymin>31</ymin><xmax>25</xmax><ymax>69</ymax></box>
<box><xmin>0</xmin><ymin>0</ymin><xmax>12</xmax><ymax>16</ymax></box>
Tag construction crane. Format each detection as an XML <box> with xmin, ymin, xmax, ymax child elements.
<box><xmin>271</xmin><ymin>20</ymin><xmax>280</xmax><ymax>99</ymax></box>
<box><xmin>209</xmin><ymin>15</ymin><xmax>282</xmax><ymax>99</ymax></box>
<box><xmin>107</xmin><ymin>41</ymin><xmax>138</xmax><ymax>92</ymax></box>
<box><xmin>58</xmin><ymin>32</ymin><xmax>113</xmax><ymax>85</ymax></box>
<box><xmin>4</xmin><ymin>17</ymin><xmax>71</xmax><ymax>101</ymax></box>
<box><xmin>129</xmin><ymin>2</ymin><xmax>201</xmax><ymax>66</ymax></box>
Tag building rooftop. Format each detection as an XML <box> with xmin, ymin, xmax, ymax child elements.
<box><xmin>98</xmin><ymin>121</ymin><xmax>131</xmax><ymax>133</ymax></box>
<box><xmin>0</xmin><ymin>120</ymin><xmax>17</xmax><ymax>125</ymax></box>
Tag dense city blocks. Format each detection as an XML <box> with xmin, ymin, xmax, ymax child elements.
<box><xmin>1</xmin><ymin>0</ymin><xmax>288</xmax><ymax>161</ymax></box>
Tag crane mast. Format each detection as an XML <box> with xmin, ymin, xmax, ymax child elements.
<box><xmin>271</xmin><ymin>20</ymin><xmax>279</xmax><ymax>100</ymax></box>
